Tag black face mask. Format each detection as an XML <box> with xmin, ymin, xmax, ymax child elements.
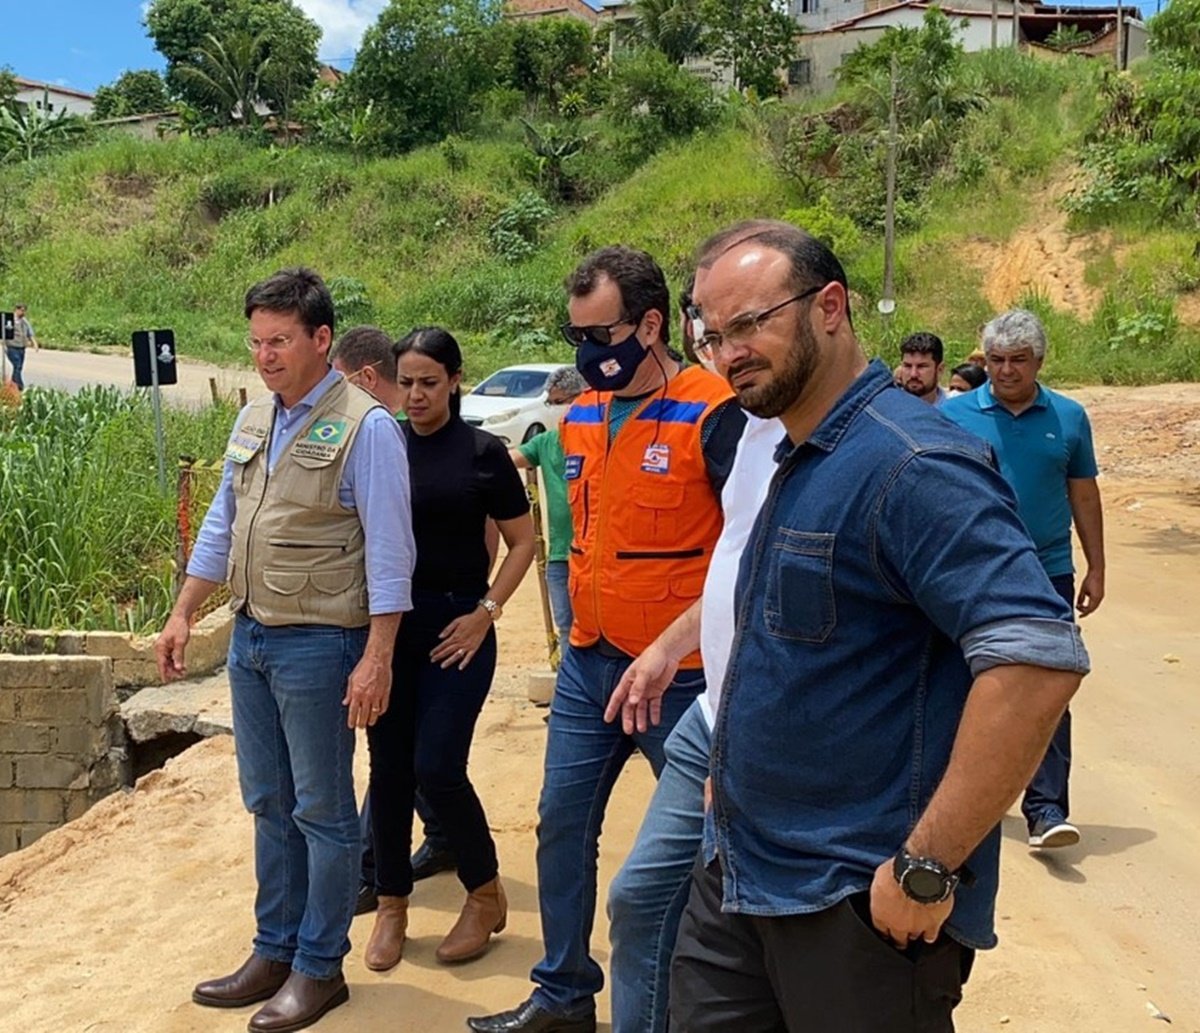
<box><xmin>575</xmin><ymin>332</ymin><xmax>650</xmax><ymax>392</ymax></box>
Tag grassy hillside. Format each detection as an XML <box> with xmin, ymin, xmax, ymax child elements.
<box><xmin>2</xmin><ymin>54</ymin><xmax>1198</xmax><ymax>385</ymax></box>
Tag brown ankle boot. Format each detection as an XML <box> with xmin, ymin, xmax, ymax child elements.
<box><xmin>436</xmin><ymin>876</ymin><xmax>507</xmax><ymax>963</ymax></box>
<box><xmin>364</xmin><ymin>895</ymin><xmax>408</xmax><ymax>972</ymax></box>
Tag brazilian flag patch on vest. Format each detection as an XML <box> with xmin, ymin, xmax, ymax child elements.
<box><xmin>307</xmin><ymin>420</ymin><xmax>347</xmax><ymax>444</ymax></box>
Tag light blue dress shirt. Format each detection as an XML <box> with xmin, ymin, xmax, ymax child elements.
<box><xmin>187</xmin><ymin>367</ymin><xmax>414</xmax><ymax>615</ymax></box>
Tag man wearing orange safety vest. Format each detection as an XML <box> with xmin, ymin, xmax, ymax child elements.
<box><xmin>470</xmin><ymin>246</ymin><xmax>745</xmax><ymax>1033</ymax></box>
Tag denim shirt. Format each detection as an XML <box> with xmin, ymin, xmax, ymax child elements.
<box><xmin>707</xmin><ymin>360</ymin><xmax>1089</xmax><ymax>950</ymax></box>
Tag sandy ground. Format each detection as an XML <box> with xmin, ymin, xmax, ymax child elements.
<box><xmin>3</xmin><ymin>385</ymin><xmax>1200</xmax><ymax>1033</ymax></box>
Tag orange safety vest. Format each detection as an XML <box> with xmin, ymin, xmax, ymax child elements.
<box><xmin>561</xmin><ymin>365</ymin><xmax>733</xmax><ymax>668</ymax></box>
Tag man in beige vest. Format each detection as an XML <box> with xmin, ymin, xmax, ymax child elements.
<box><xmin>154</xmin><ymin>268</ymin><xmax>415</xmax><ymax>1033</ymax></box>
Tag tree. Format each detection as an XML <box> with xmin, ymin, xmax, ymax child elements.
<box><xmin>497</xmin><ymin>17</ymin><xmax>594</xmax><ymax>108</ymax></box>
<box><xmin>92</xmin><ymin>70</ymin><xmax>170</xmax><ymax>119</ymax></box>
<box><xmin>344</xmin><ymin>0</ymin><xmax>503</xmax><ymax>152</ymax></box>
<box><xmin>633</xmin><ymin>0</ymin><xmax>706</xmax><ymax>65</ymax></box>
<box><xmin>144</xmin><ymin>0</ymin><xmax>318</xmax><ymax>125</ymax></box>
<box><xmin>0</xmin><ymin>67</ymin><xmax>16</xmax><ymax>111</ymax></box>
<box><xmin>173</xmin><ymin>31</ymin><xmax>270</xmax><ymax>128</ymax></box>
<box><xmin>699</xmin><ymin>0</ymin><xmax>795</xmax><ymax>97</ymax></box>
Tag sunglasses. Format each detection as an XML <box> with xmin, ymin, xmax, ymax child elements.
<box><xmin>560</xmin><ymin>314</ymin><xmax>639</xmax><ymax>348</ymax></box>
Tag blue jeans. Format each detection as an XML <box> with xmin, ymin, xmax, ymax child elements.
<box><xmin>608</xmin><ymin>698</ymin><xmax>710</xmax><ymax>1033</ymax></box>
<box><xmin>228</xmin><ymin>615</ymin><xmax>365</xmax><ymax>979</ymax></box>
<box><xmin>5</xmin><ymin>346</ymin><xmax>26</xmax><ymax>391</ymax></box>
<box><xmin>531</xmin><ymin>644</ymin><xmax>706</xmax><ymax>1017</ymax></box>
<box><xmin>545</xmin><ymin>561</ymin><xmax>572</xmax><ymax>643</ymax></box>
<box><xmin>1023</xmin><ymin>573</ymin><xmax>1076</xmax><ymax>829</ymax></box>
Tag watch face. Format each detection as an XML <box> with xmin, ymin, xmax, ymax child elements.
<box><xmin>905</xmin><ymin>866</ymin><xmax>947</xmax><ymax>902</ymax></box>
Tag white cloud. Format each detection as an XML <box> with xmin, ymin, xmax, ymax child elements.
<box><xmin>295</xmin><ymin>0</ymin><xmax>389</xmax><ymax>59</ymax></box>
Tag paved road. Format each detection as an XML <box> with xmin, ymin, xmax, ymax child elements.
<box><xmin>12</xmin><ymin>347</ymin><xmax>264</xmax><ymax>408</ymax></box>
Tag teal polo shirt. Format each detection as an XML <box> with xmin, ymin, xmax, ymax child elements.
<box><xmin>942</xmin><ymin>383</ymin><xmax>1098</xmax><ymax>578</ymax></box>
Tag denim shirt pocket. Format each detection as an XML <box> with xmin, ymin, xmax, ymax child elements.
<box><xmin>763</xmin><ymin>528</ymin><xmax>837</xmax><ymax>643</ymax></box>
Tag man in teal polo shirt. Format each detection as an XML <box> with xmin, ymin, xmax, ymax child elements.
<box><xmin>943</xmin><ymin>308</ymin><xmax>1105</xmax><ymax>851</ymax></box>
<box><xmin>509</xmin><ymin>367</ymin><xmax>586</xmax><ymax>644</ymax></box>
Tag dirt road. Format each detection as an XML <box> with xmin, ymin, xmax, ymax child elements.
<box><xmin>1</xmin><ymin>386</ymin><xmax>1199</xmax><ymax>1032</ymax></box>
<box><xmin>18</xmin><ymin>347</ymin><xmax>262</xmax><ymax>407</ymax></box>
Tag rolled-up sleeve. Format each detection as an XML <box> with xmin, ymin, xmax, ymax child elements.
<box><xmin>185</xmin><ymin>461</ymin><xmax>236</xmax><ymax>583</ymax></box>
<box><xmin>343</xmin><ymin>409</ymin><xmax>414</xmax><ymax>615</ymax></box>
<box><xmin>961</xmin><ymin>618</ymin><xmax>1089</xmax><ymax>677</ymax></box>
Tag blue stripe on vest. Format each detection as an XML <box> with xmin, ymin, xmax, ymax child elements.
<box><xmin>564</xmin><ymin>403</ymin><xmax>607</xmax><ymax>424</ymax></box>
<box><xmin>636</xmin><ymin>399</ymin><xmax>707</xmax><ymax>425</ymax></box>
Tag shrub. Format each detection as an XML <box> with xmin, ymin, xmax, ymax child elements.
<box><xmin>488</xmin><ymin>191</ymin><xmax>555</xmax><ymax>263</ymax></box>
<box><xmin>328</xmin><ymin>276</ymin><xmax>374</xmax><ymax>326</ymax></box>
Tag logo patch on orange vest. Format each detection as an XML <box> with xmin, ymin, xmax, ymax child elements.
<box><xmin>641</xmin><ymin>443</ymin><xmax>671</xmax><ymax>474</ymax></box>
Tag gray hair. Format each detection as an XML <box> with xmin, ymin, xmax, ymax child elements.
<box><xmin>982</xmin><ymin>309</ymin><xmax>1047</xmax><ymax>359</ymax></box>
<box><xmin>546</xmin><ymin>366</ymin><xmax>586</xmax><ymax>398</ymax></box>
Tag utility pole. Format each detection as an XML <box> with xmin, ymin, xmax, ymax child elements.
<box><xmin>879</xmin><ymin>54</ymin><xmax>899</xmax><ymax>332</ymax></box>
<box><xmin>1012</xmin><ymin>0</ymin><xmax>1021</xmax><ymax>47</ymax></box>
<box><xmin>1115</xmin><ymin>0</ymin><xmax>1125</xmax><ymax>71</ymax></box>
<box><xmin>991</xmin><ymin>0</ymin><xmax>999</xmax><ymax>49</ymax></box>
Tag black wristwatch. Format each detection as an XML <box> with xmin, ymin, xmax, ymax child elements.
<box><xmin>892</xmin><ymin>847</ymin><xmax>959</xmax><ymax>905</ymax></box>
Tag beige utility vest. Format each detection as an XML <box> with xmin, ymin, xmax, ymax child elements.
<box><xmin>225</xmin><ymin>376</ymin><xmax>381</xmax><ymax>628</ymax></box>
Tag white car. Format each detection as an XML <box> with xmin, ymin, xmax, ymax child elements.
<box><xmin>461</xmin><ymin>363</ymin><xmax>571</xmax><ymax>445</ymax></box>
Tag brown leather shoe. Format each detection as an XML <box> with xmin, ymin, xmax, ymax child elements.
<box><xmin>364</xmin><ymin>894</ymin><xmax>409</xmax><ymax>972</ymax></box>
<box><xmin>192</xmin><ymin>953</ymin><xmax>291</xmax><ymax>1009</ymax></box>
<box><xmin>248</xmin><ymin>971</ymin><xmax>349</xmax><ymax>1033</ymax></box>
<box><xmin>436</xmin><ymin>876</ymin><xmax>507</xmax><ymax>963</ymax></box>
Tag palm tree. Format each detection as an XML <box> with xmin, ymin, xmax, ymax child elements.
<box><xmin>633</xmin><ymin>0</ymin><xmax>706</xmax><ymax>64</ymax></box>
<box><xmin>174</xmin><ymin>31</ymin><xmax>270</xmax><ymax>127</ymax></box>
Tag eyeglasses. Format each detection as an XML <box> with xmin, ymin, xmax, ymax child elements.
<box><xmin>246</xmin><ymin>333</ymin><xmax>297</xmax><ymax>353</ymax></box>
<box><xmin>560</xmin><ymin>315</ymin><xmax>638</xmax><ymax>348</ymax></box>
<box><xmin>693</xmin><ymin>286</ymin><xmax>824</xmax><ymax>359</ymax></box>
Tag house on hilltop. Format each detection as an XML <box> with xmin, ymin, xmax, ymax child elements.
<box><xmin>504</xmin><ymin>0</ymin><xmax>603</xmax><ymax>24</ymax></box>
<box><xmin>11</xmin><ymin>76</ymin><xmax>95</xmax><ymax>118</ymax></box>
<box><xmin>793</xmin><ymin>1</ymin><xmax>1148</xmax><ymax>95</ymax></box>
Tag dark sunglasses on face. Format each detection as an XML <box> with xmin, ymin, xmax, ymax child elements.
<box><xmin>560</xmin><ymin>314</ymin><xmax>639</xmax><ymax>348</ymax></box>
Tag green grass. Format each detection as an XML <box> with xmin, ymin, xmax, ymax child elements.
<box><xmin>1</xmin><ymin>54</ymin><xmax>1196</xmax><ymax>387</ymax></box>
<box><xmin>0</xmin><ymin>387</ymin><xmax>237</xmax><ymax>632</ymax></box>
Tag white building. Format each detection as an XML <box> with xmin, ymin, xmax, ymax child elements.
<box><xmin>794</xmin><ymin>1</ymin><xmax>1148</xmax><ymax>96</ymax></box>
<box><xmin>12</xmin><ymin>76</ymin><xmax>95</xmax><ymax>118</ymax></box>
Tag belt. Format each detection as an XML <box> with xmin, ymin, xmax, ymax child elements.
<box><xmin>593</xmin><ymin>636</ymin><xmax>631</xmax><ymax>660</ymax></box>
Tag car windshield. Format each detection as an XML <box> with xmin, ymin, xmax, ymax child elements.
<box><xmin>471</xmin><ymin>369</ymin><xmax>550</xmax><ymax>399</ymax></box>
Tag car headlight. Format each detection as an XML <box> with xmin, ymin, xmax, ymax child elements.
<box><xmin>483</xmin><ymin>409</ymin><xmax>521</xmax><ymax>426</ymax></box>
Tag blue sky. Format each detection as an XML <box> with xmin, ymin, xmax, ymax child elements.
<box><xmin>0</xmin><ymin>1</ymin><xmax>391</xmax><ymax>93</ymax></box>
<box><xmin>0</xmin><ymin>0</ymin><xmax>1165</xmax><ymax>96</ymax></box>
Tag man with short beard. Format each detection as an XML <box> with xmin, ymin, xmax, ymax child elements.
<box><xmin>899</xmin><ymin>330</ymin><xmax>947</xmax><ymax>405</ymax></box>
<box><xmin>668</xmin><ymin>224</ymin><xmax>1090</xmax><ymax>1032</ymax></box>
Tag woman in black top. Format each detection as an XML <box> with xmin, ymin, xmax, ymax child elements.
<box><xmin>364</xmin><ymin>327</ymin><xmax>535</xmax><ymax>972</ymax></box>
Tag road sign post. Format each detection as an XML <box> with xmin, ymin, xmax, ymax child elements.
<box><xmin>132</xmin><ymin>329</ymin><xmax>178</xmax><ymax>492</ymax></box>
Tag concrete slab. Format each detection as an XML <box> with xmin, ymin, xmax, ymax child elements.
<box><xmin>120</xmin><ymin>670</ymin><xmax>232</xmax><ymax>743</ymax></box>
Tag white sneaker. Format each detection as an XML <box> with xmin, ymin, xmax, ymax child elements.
<box><xmin>1028</xmin><ymin>820</ymin><xmax>1080</xmax><ymax>849</ymax></box>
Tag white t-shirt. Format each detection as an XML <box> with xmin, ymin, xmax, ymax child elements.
<box><xmin>698</xmin><ymin>413</ymin><xmax>783</xmax><ymax>729</ymax></box>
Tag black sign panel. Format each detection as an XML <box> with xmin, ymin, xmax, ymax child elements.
<box><xmin>1</xmin><ymin>312</ymin><xmax>13</xmax><ymax>341</ymax></box>
<box><xmin>132</xmin><ymin>329</ymin><xmax>178</xmax><ymax>387</ymax></box>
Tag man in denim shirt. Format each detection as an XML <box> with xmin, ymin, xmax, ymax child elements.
<box><xmin>669</xmin><ymin>223</ymin><xmax>1089</xmax><ymax>1032</ymax></box>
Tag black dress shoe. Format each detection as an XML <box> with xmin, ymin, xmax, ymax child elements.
<box><xmin>192</xmin><ymin>953</ymin><xmax>291</xmax><ymax>1008</ymax></box>
<box><xmin>412</xmin><ymin>839</ymin><xmax>457</xmax><ymax>881</ymax></box>
<box><xmin>466</xmin><ymin>998</ymin><xmax>596</xmax><ymax>1033</ymax></box>
<box><xmin>355</xmin><ymin>883</ymin><xmax>378</xmax><ymax>915</ymax></box>
<box><xmin>249</xmin><ymin>971</ymin><xmax>349</xmax><ymax>1033</ymax></box>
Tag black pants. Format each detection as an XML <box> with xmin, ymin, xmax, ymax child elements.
<box><xmin>669</xmin><ymin>856</ymin><xmax>974</xmax><ymax>1033</ymax></box>
<box><xmin>359</xmin><ymin>786</ymin><xmax>447</xmax><ymax>887</ymax></box>
<box><xmin>366</xmin><ymin>591</ymin><xmax>499</xmax><ymax>897</ymax></box>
